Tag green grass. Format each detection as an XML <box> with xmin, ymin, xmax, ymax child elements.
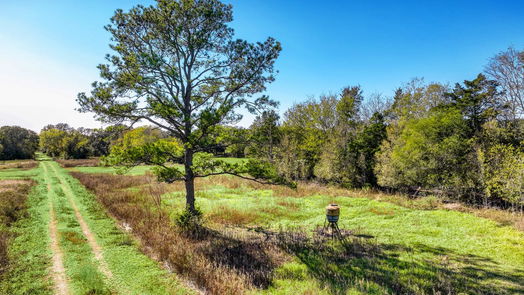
<box><xmin>158</xmin><ymin>183</ymin><xmax>524</xmax><ymax>294</ymax></box>
<box><xmin>43</xmin><ymin>161</ymin><xmax>111</xmax><ymax>295</ymax></box>
<box><xmin>0</xmin><ymin>164</ymin><xmax>53</xmax><ymax>294</ymax></box>
<box><xmin>1</xmin><ymin>155</ymin><xmax>194</xmax><ymax>294</ymax></box>
<box><xmin>67</xmin><ymin>157</ymin><xmax>249</xmax><ymax>176</ymax></box>
<box><xmin>67</xmin><ymin>165</ymin><xmax>155</xmax><ymax>175</ymax></box>
<box><xmin>0</xmin><ymin>167</ymin><xmax>40</xmax><ymax>179</ymax></box>
<box><xmin>66</xmin><ymin>158</ymin><xmax>524</xmax><ymax>294</ymax></box>
<box><xmin>47</xmin><ymin>160</ymin><xmax>193</xmax><ymax>295</ymax></box>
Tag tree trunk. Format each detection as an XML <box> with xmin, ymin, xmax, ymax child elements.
<box><xmin>184</xmin><ymin>148</ymin><xmax>196</xmax><ymax>214</ymax></box>
<box><xmin>268</xmin><ymin>124</ymin><xmax>273</xmax><ymax>162</ymax></box>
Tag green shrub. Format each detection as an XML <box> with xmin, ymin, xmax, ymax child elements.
<box><xmin>479</xmin><ymin>144</ymin><xmax>524</xmax><ymax>207</ymax></box>
<box><xmin>175</xmin><ymin>207</ymin><xmax>203</xmax><ymax>230</ymax></box>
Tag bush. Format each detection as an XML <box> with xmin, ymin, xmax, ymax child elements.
<box><xmin>175</xmin><ymin>207</ymin><xmax>203</xmax><ymax>230</ymax></box>
<box><xmin>479</xmin><ymin>144</ymin><xmax>524</xmax><ymax>208</ymax></box>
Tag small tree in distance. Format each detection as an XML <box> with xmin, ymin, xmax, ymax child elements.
<box><xmin>248</xmin><ymin>109</ymin><xmax>281</xmax><ymax>162</ymax></box>
<box><xmin>0</xmin><ymin>126</ymin><xmax>39</xmax><ymax>160</ymax></box>
<box><xmin>77</xmin><ymin>0</ymin><xmax>287</xmax><ymax>215</ymax></box>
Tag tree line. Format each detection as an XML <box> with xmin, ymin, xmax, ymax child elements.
<box><xmin>2</xmin><ymin>46</ymin><xmax>522</xmax><ymax>211</ymax></box>
<box><xmin>39</xmin><ymin>123</ymin><xmax>126</xmax><ymax>159</ymax></box>
<box><xmin>0</xmin><ymin>124</ymin><xmax>126</xmax><ymax>161</ymax></box>
<box><xmin>247</xmin><ymin>47</ymin><xmax>524</xmax><ymax>210</ymax></box>
<box><xmin>82</xmin><ymin>44</ymin><xmax>524</xmax><ymax>209</ymax></box>
<box><xmin>0</xmin><ymin>126</ymin><xmax>39</xmax><ymax>160</ymax></box>
<box><xmin>6</xmin><ymin>0</ymin><xmax>521</xmax><ymax>214</ymax></box>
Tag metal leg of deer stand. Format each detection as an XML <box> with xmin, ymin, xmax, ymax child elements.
<box><xmin>324</xmin><ymin>220</ymin><xmax>338</xmax><ymax>240</ymax></box>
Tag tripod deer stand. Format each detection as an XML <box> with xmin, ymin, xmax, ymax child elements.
<box><xmin>324</xmin><ymin>204</ymin><xmax>343</xmax><ymax>240</ymax></box>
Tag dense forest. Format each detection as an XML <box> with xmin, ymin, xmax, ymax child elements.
<box><xmin>2</xmin><ymin>47</ymin><xmax>523</xmax><ymax>211</ymax></box>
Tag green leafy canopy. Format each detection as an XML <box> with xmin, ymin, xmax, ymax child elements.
<box><xmin>77</xmin><ymin>0</ymin><xmax>290</xmax><ymax>211</ymax></box>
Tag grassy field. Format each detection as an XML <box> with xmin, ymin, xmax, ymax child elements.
<box><xmin>0</xmin><ymin>157</ymin><xmax>194</xmax><ymax>295</ymax></box>
<box><xmin>2</xmin><ymin>157</ymin><xmax>523</xmax><ymax>294</ymax></box>
<box><xmin>69</xmin><ymin>163</ymin><xmax>524</xmax><ymax>295</ymax></box>
<box><xmin>68</xmin><ymin>165</ymin><xmax>155</xmax><ymax>175</ymax></box>
<box><xmin>195</xmin><ymin>184</ymin><xmax>524</xmax><ymax>294</ymax></box>
<box><xmin>65</xmin><ymin>157</ymin><xmax>246</xmax><ymax>175</ymax></box>
<box><xmin>0</xmin><ymin>160</ymin><xmax>53</xmax><ymax>294</ymax></box>
<box><xmin>0</xmin><ymin>166</ymin><xmax>40</xmax><ymax>179</ymax></box>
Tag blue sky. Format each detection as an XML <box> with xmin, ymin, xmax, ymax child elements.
<box><xmin>1</xmin><ymin>0</ymin><xmax>523</xmax><ymax>131</ymax></box>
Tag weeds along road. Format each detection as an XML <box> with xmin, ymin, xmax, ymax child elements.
<box><xmin>39</xmin><ymin>158</ymin><xmax>194</xmax><ymax>295</ymax></box>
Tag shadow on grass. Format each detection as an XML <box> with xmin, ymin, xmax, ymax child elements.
<box><xmin>275</xmin><ymin>230</ymin><xmax>524</xmax><ymax>295</ymax></box>
<box><xmin>183</xmin><ymin>225</ymin><xmax>282</xmax><ymax>288</ymax></box>
<box><xmin>70</xmin><ymin>171</ymin><xmax>523</xmax><ymax>294</ymax></box>
<box><xmin>180</xmin><ymin>224</ymin><xmax>524</xmax><ymax>294</ymax></box>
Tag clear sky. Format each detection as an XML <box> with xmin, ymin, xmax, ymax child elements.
<box><xmin>1</xmin><ymin>0</ymin><xmax>523</xmax><ymax>132</ymax></box>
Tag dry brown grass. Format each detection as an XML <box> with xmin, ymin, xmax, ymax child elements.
<box><xmin>77</xmin><ymin>172</ymin><xmax>524</xmax><ymax>233</ymax></box>
<box><xmin>207</xmin><ymin>205</ymin><xmax>260</xmax><ymax>226</ymax></box>
<box><xmin>516</xmin><ymin>218</ymin><xmax>524</xmax><ymax>232</ymax></box>
<box><xmin>0</xmin><ymin>179</ymin><xmax>34</xmax><ymax>276</ymax></box>
<box><xmin>202</xmin><ymin>177</ymin><xmax>524</xmax><ymax>231</ymax></box>
<box><xmin>259</xmin><ymin>206</ymin><xmax>288</xmax><ymax>218</ymax></box>
<box><xmin>62</xmin><ymin>230</ymin><xmax>86</xmax><ymax>245</ymax></box>
<box><xmin>0</xmin><ymin>161</ymin><xmax>37</xmax><ymax>170</ymax></box>
<box><xmin>0</xmin><ymin>180</ymin><xmax>33</xmax><ymax>225</ymax></box>
<box><xmin>275</xmin><ymin>199</ymin><xmax>300</xmax><ymax>210</ymax></box>
<box><xmin>70</xmin><ymin>170</ymin><xmax>524</xmax><ymax>293</ymax></box>
<box><xmin>71</xmin><ymin>172</ymin><xmax>288</xmax><ymax>295</ymax></box>
<box><xmin>0</xmin><ymin>180</ymin><xmax>31</xmax><ymax>193</ymax></box>
<box><xmin>56</xmin><ymin>158</ymin><xmax>100</xmax><ymax>168</ymax></box>
<box><xmin>450</xmin><ymin>205</ymin><xmax>524</xmax><ymax>232</ymax></box>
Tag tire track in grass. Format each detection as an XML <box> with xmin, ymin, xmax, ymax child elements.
<box><xmin>48</xmin><ymin>163</ymin><xmax>115</xmax><ymax>282</ymax></box>
<box><xmin>42</xmin><ymin>163</ymin><xmax>70</xmax><ymax>295</ymax></box>
<box><xmin>49</xmin><ymin>160</ymin><xmax>195</xmax><ymax>295</ymax></box>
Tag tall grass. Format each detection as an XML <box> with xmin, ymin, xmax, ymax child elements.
<box><xmin>72</xmin><ymin>172</ymin><xmax>287</xmax><ymax>294</ymax></box>
<box><xmin>0</xmin><ymin>161</ymin><xmax>37</xmax><ymax>170</ymax></box>
<box><xmin>0</xmin><ymin>164</ymin><xmax>53</xmax><ymax>294</ymax></box>
<box><xmin>72</xmin><ymin>171</ymin><xmax>524</xmax><ymax>294</ymax></box>
<box><xmin>56</xmin><ymin>158</ymin><xmax>100</xmax><ymax>167</ymax></box>
<box><xmin>74</xmin><ymin>264</ymin><xmax>111</xmax><ymax>295</ymax></box>
<box><xmin>0</xmin><ymin>180</ymin><xmax>34</xmax><ymax>280</ymax></box>
<box><xmin>193</xmin><ymin>175</ymin><xmax>524</xmax><ymax>232</ymax></box>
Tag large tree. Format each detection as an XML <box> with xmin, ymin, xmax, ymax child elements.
<box><xmin>0</xmin><ymin>126</ymin><xmax>39</xmax><ymax>160</ymax></box>
<box><xmin>446</xmin><ymin>74</ymin><xmax>503</xmax><ymax>137</ymax></box>
<box><xmin>39</xmin><ymin>127</ymin><xmax>91</xmax><ymax>159</ymax></box>
<box><xmin>485</xmin><ymin>46</ymin><xmax>524</xmax><ymax>120</ymax></box>
<box><xmin>87</xmin><ymin>125</ymin><xmax>127</xmax><ymax>157</ymax></box>
<box><xmin>77</xmin><ymin>0</ymin><xmax>283</xmax><ymax>214</ymax></box>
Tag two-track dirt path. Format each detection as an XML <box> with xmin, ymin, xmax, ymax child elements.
<box><xmin>42</xmin><ymin>163</ymin><xmax>70</xmax><ymax>295</ymax></box>
<box><xmin>41</xmin><ymin>159</ymin><xmax>119</xmax><ymax>294</ymax></box>
<box><xmin>48</xmin><ymin>162</ymin><xmax>115</xmax><ymax>281</ymax></box>
<box><xmin>40</xmin><ymin>158</ymin><xmax>194</xmax><ymax>295</ymax></box>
